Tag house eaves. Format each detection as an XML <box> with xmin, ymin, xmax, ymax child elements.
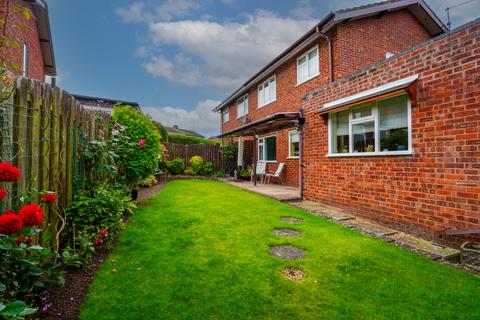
<box><xmin>26</xmin><ymin>0</ymin><xmax>56</xmax><ymax>76</ymax></box>
<box><xmin>213</xmin><ymin>0</ymin><xmax>446</xmax><ymax>113</ymax></box>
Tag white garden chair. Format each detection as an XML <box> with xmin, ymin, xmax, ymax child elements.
<box><xmin>252</xmin><ymin>162</ymin><xmax>266</xmax><ymax>184</ymax></box>
<box><xmin>266</xmin><ymin>163</ymin><xmax>285</xmax><ymax>185</ymax></box>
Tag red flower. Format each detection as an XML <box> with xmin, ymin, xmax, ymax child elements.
<box><xmin>99</xmin><ymin>227</ymin><xmax>109</xmax><ymax>238</ymax></box>
<box><xmin>119</xmin><ymin>168</ymin><xmax>125</xmax><ymax>174</ymax></box>
<box><xmin>16</xmin><ymin>236</ymin><xmax>32</xmax><ymax>246</ymax></box>
<box><xmin>0</xmin><ymin>162</ymin><xmax>21</xmax><ymax>182</ymax></box>
<box><xmin>0</xmin><ymin>188</ymin><xmax>6</xmax><ymax>201</ymax></box>
<box><xmin>40</xmin><ymin>193</ymin><xmax>56</xmax><ymax>204</ymax></box>
<box><xmin>3</xmin><ymin>210</ymin><xmax>16</xmax><ymax>215</ymax></box>
<box><xmin>0</xmin><ymin>213</ymin><xmax>23</xmax><ymax>235</ymax></box>
<box><xmin>95</xmin><ymin>238</ymin><xmax>104</xmax><ymax>246</ymax></box>
<box><xmin>138</xmin><ymin>139</ymin><xmax>146</xmax><ymax>148</ymax></box>
<box><xmin>18</xmin><ymin>204</ymin><xmax>44</xmax><ymax>226</ymax></box>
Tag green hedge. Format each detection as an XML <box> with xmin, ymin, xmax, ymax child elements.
<box><xmin>169</xmin><ymin>134</ymin><xmax>218</xmax><ymax>145</ymax></box>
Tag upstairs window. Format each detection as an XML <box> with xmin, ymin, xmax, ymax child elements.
<box><xmin>329</xmin><ymin>94</ymin><xmax>411</xmax><ymax>156</ymax></box>
<box><xmin>258</xmin><ymin>136</ymin><xmax>276</xmax><ymax>162</ymax></box>
<box><xmin>237</xmin><ymin>95</ymin><xmax>248</xmax><ymax>118</ymax></box>
<box><xmin>258</xmin><ymin>75</ymin><xmax>276</xmax><ymax>108</ymax></box>
<box><xmin>23</xmin><ymin>43</ymin><xmax>29</xmax><ymax>77</ymax></box>
<box><xmin>288</xmin><ymin>131</ymin><xmax>300</xmax><ymax>158</ymax></box>
<box><xmin>223</xmin><ymin>108</ymin><xmax>229</xmax><ymax>123</ymax></box>
<box><xmin>297</xmin><ymin>46</ymin><xmax>319</xmax><ymax>85</ymax></box>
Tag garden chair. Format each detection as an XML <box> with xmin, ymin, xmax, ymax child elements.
<box><xmin>266</xmin><ymin>163</ymin><xmax>285</xmax><ymax>185</ymax></box>
<box><xmin>252</xmin><ymin>162</ymin><xmax>266</xmax><ymax>184</ymax></box>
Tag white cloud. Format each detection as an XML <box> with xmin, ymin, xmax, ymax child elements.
<box><xmin>142</xmin><ymin>99</ymin><xmax>221</xmax><ymax>137</ymax></box>
<box><xmin>115</xmin><ymin>2</ymin><xmax>152</xmax><ymax>23</ymax></box>
<box><xmin>290</xmin><ymin>0</ymin><xmax>313</xmax><ymax>19</ymax></box>
<box><xmin>143</xmin><ymin>10</ymin><xmax>316</xmax><ymax>88</ymax></box>
<box><xmin>155</xmin><ymin>0</ymin><xmax>201</xmax><ymax>21</ymax></box>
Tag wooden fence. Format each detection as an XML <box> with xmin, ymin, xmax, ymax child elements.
<box><xmin>165</xmin><ymin>140</ymin><xmax>254</xmax><ymax>175</ymax></box>
<box><xmin>0</xmin><ymin>77</ymin><xmax>110</xmax><ymax>243</ymax></box>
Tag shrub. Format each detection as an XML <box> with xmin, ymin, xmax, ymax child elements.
<box><xmin>166</xmin><ymin>158</ymin><xmax>185</xmax><ymax>175</ymax></box>
<box><xmin>169</xmin><ymin>134</ymin><xmax>217</xmax><ymax>145</ymax></box>
<box><xmin>66</xmin><ymin>184</ymin><xmax>135</xmax><ymax>235</ymax></box>
<box><xmin>212</xmin><ymin>171</ymin><xmax>227</xmax><ymax>177</ymax></box>
<box><xmin>240</xmin><ymin>167</ymin><xmax>251</xmax><ymax>180</ymax></box>
<box><xmin>189</xmin><ymin>156</ymin><xmax>204</xmax><ymax>174</ymax></box>
<box><xmin>202</xmin><ymin>162</ymin><xmax>214</xmax><ymax>176</ymax></box>
<box><xmin>112</xmin><ymin>105</ymin><xmax>162</xmax><ymax>187</ymax></box>
<box><xmin>184</xmin><ymin>167</ymin><xmax>195</xmax><ymax>176</ymax></box>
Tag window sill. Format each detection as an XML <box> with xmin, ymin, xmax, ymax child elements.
<box><xmin>258</xmin><ymin>160</ymin><xmax>277</xmax><ymax>163</ymax></box>
<box><xmin>258</xmin><ymin>99</ymin><xmax>276</xmax><ymax>109</ymax></box>
<box><xmin>287</xmin><ymin>156</ymin><xmax>299</xmax><ymax>159</ymax></box>
<box><xmin>326</xmin><ymin>151</ymin><xmax>413</xmax><ymax>157</ymax></box>
<box><xmin>296</xmin><ymin>73</ymin><xmax>319</xmax><ymax>87</ymax></box>
<box><xmin>236</xmin><ymin>114</ymin><xmax>248</xmax><ymax>120</ymax></box>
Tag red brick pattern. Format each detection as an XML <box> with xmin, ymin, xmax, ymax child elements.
<box><xmin>221</xmin><ymin>9</ymin><xmax>434</xmax><ymax>187</ymax></box>
<box><xmin>302</xmin><ymin>21</ymin><xmax>480</xmax><ymax>241</ymax></box>
<box><xmin>0</xmin><ymin>0</ymin><xmax>45</xmax><ymax>80</ymax></box>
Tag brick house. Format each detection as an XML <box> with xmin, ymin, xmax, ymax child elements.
<box><xmin>0</xmin><ymin>0</ymin><xmax>56</xmax><ymax>81</ymax></box>
<box><xmin>215</xmin><ymin>0</ymin><xmax>480</xmax><ymax>242</ymax></box>
<box><xmin>72</xmin><ymin>94</ymin><xmax>141</xmax><ymax>113</ymax></box>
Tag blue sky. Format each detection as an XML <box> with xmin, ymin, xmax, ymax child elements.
<box><xmin>46</xmin><ymin>0</ymin><xmax>479</xmax><ymax>137</ymax></box>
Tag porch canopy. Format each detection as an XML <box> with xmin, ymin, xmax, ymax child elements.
<box><xmin>218</xmin><ymin>111</ymin><xmax>305</xmax><ymax>191</ymax></box>
<box><xmin>219</xmin><ymin>112</ymin><xmax>303</xmax><ymax>137</ymax></box>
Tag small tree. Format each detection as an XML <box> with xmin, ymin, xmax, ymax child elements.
<box><xmin>111</xmin><ymin>105</ymin><xmax>162</xmax><ymax>188</ymax></box>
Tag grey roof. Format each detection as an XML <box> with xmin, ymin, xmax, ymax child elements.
<box><xmin>26</xmin><ymin>0</ymin><xmax>56</xmax><ymax>76</ymax></box>
<box><xmin>72</xmin><ymin>94</ymin><xmax>140</xmax><ymax>109</ymax></box>
<box><xmin>165</xmin><ymin>126</ymin><xmax>204</xmax><ymax>138</ymax></box>
<box><xmin>213</xmin><ymin>0</ymin><xmax>446</xmax><ymax>112</ymax></box>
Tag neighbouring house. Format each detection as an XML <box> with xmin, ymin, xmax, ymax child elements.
<box><xmin>0</xmin><ymin>0</ymin><xmax>56</xmax><ymax>82</ymax></box>
<box><xmin>72</xmin><ymin>94</ymin><xmax>140</xmax><ymax>113</ymax></box>
<box><xmin>166</xmin><ymin>125</ymin><xmax>204</xmax><ymax>138</ymax></box>
<box><xmin>215</xmin><ymin>0</ymin><xmax>480</xmax><ymax>244</ymax></box>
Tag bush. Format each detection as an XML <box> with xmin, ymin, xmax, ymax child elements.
<box><xmin>112</xmin><ymin>105</ymin><xmax>162</xmax><ymax>187</ymax></box>
<box><xmin>166</xmin><ymin>158</ymin><xmax>184</xmax><ymax>175</ymax></box>
<box><xmin>184</xmin><ymin>167</ymin><xmax>195</xmax><ymax>176</ymax></box>
<box><xmin>66</xmin><ymin>184</ymin><xmax>136</xmax><ymax>235</ymax></box>
<box><xmin>202</xmin><ymin>162</ymin><xmax>214</xmax><ymax>176</ymax></box>
<box><xmin>169</xmin><ymin>134</ymin><xmax>217</xmax><ymax>145</ymax></box>
<box><xmin>189</xmin><ymin>156</ymin><xmax>203</xmax><ymax>174</ymax></box>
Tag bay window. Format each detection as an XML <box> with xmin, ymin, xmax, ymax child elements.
<box><xmin>328</xmin><ymin>94</ymin><xmax>411</xmax><ymax>156</ymax></box>
<box><xmin>258</xmin><ymin>136</ymin><xmax>276</xmax><ymax>162</ymax></box>
<box><xmin>237</xmin><ymin>94</ymin><xmax>248</xmax><ymax>118</ymax></box>
<box><xmin>258</xmin><ymin>75</ymin><xmax>276</xmax><ymax>108</ymax></box>
<box><xmin>297</xmin><ymin>46</ymin><xmax>319</xmax><ymax>85</ymax></box>
<box><xmin>288</xmin><ymin>131</ymin><xmax>299</xmax><ymax>158</ymax></box>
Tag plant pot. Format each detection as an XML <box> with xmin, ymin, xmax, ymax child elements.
<box><xmin>131</xmin><ymin>189</ymin><xmax>139</xmax><ymax>201</ymax></box>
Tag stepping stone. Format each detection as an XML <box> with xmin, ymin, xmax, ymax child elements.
<box><xmin>273</xmin><ymin>229</ymin><xmax>301</xmax><ymax>237</ymax></box>
<box><xmin>269</xmin><ymin>245</ymin><xmax>305</xmax><ymax>260</ymax></box>
<box><xmin>282</xmin><ymin>267</ymin><xmax>305</xmax><ymax>281</ymax></box>
<box><xmin>280</xmin><ymin>217</ymin><xmax>303</xmax><ymax>224</ymax></box>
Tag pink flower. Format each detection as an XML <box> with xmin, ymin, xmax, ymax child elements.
<box><xmin>112</xmin><ymin>129</ymin><xmax>119</xmax><ymax>136</ymax></box>
<box><xmin>138</xmin><ymin>139</ymin><xmax>146</xmax><ymax>148</ymax></box>
<box><xmin>114</xmin><ymin>122</ymin><xmax>121</xmax><ymax>129</ymax></box>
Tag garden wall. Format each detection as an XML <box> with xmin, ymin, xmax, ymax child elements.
<box><xmin>0</xmin><ymin>77</ymin><xmax>110</xmax><ymax>238</ymax></box>
<box><xmin>301</xmin><ymin>19</ymin><xmax>480</xmax><ymax>243</ymax></box>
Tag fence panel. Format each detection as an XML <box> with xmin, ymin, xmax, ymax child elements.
<box><xmin>0</xmin><ymin>77</ymin><xmax>111</xmax><ymax>243</ymax></box>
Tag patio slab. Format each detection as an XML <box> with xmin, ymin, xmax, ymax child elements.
<box><xmin>388</xmin><ymin>233</ymin><xmax>460</xmax><ymax>260</ymax></box>
<box><xmin>292</xmin><ymin>200</ymin><xmax>355</xmax><ymax>221</ymax></box>
<box><xmin>226</xmin><ymin>180</ymin><xmax>301</xmax><ymax>201</ymax></box>
<box><xmin>344</xmin><ymin>218</ymin><xmax>398</xmax><ymax>238</ymax></box>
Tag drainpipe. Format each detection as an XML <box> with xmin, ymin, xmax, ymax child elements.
<box><xmin>253</xmin><ymin>131</ymin><xmax>257</xmax><ymax>186</ymax></box>
<box><xmin>298</xmin><ymin>109</ymin><xmax>305</xmax><ymax>199</ymax></box>
<box><xmin>317</xmin><ymin>26</ymin><xmax>333</xmax><ymax>83</ymax></box>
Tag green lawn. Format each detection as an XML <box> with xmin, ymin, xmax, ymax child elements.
<box><xmin>80</xmin><ymin>180</ymin><xmax>480</xmax><ymax>320</ymax></box>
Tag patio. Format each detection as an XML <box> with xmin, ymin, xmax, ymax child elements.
<box><xmin>225</xmin><ymin>179</ymin><xmax>301</xmax><ymax>201</ymax></box>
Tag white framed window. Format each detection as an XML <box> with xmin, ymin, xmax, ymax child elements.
<box><xmin>258</xmin><ymin>136</ymin><xmax>276</xmax><ymax>162</ymax></box>
<box><xmin>328</xmin><ymin>93</ymin><xmax>412</xmax><ymax>157</ymax></box>
<box><xmin>288</xmin><ymin>130</ymin><xmax>300</xmax><ymax>158</ymax></box>
<box><xmin>297</xmin><ymin>46</ymin><xmax>319</xmax><ymax>85</ymax></box>
<box><xmin>23</xmin><ymin>43</ymin><xmax>29</xmax><ymax>77</ymax></box>
<box><xmin>237</xmin><ymin>94</ymin><xmax>248</xmax><ymax>118</ymax></box>
<box><xmin>222</xmin><ymin>108</ymin><xmax>229</xmax><ymax>123</ymax></box>
<box><xmin>258</xmin><ymin>75</ymin><xmax>276</xmax><ymax>108</ymax></box>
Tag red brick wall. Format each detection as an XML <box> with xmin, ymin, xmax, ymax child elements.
<box><xmin>221</xmin><ymin>9</ymin><xmax>435</xmax><ymax>187</ymax></box>
<box><xmin>334</xmin><ymin>10</ymin><xmax>431</xmax><ymax>79</ymax></box>
<box><xmin>302</xmin><ymin>21</ymin><xmax>480</xmax><ymax>242</ymax></box>
<box><xmin>0</xmin><ymin>0</ymin><xmax>45</xmax><ymax>80</ymax></box>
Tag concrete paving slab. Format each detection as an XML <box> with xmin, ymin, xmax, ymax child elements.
<box><xmin>344</xmin><ymin>218</ymin><xmax>398</xmax><ymax>237</ymax></box>
<box><xmin>388</xmin><ymin>233</ymin><xmax>460</xmax><ymax>260</ymax></box>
